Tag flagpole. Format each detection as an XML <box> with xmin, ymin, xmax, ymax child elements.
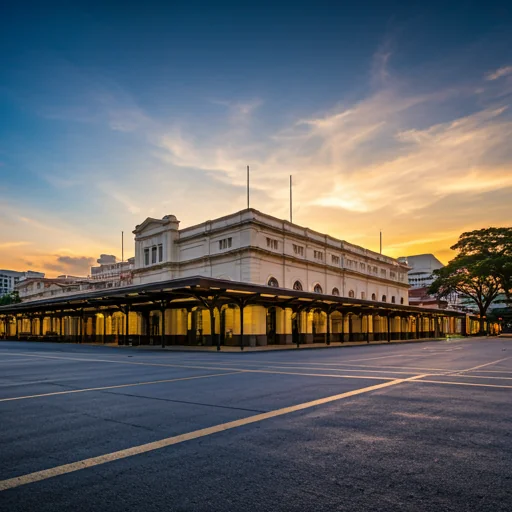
<box><xmin>247</xmin><ymin>165</ymin><xmax>250</xmax><ymax>209</ymax></box>
<box><xmin>290</xmin><ymin>175</ymin><xmax>293</xmax><ymax>223</ymax></box>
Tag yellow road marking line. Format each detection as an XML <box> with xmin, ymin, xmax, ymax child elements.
<box><xmin>0</xmin><ymin>372</ymin><xmax>243</xmax><ymax>402</ymax></box>
<box><xmin>414</xmin><ymin>379</ymin><xmax>512</xmax><ymax>389</ymax></box>
<box><xmin>0</xmin><ymin>373</ymin><xmax>427</xmax><ymax>491</ymax></box>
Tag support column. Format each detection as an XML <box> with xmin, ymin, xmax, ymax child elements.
<box><xmin>124</xmin><ymin>306</ymin><xmax>130</xmax><ymax>346</ymax></box>
<box><xmin>103</xmin><ymin>313</ymin><xmax>107</xmax><ymax>344</ymax></box>
<box><xmin>210</xmin><ymin>307</ymin><xmax>220</xmax><ymax>351</ymax></box>
<box><xmin>161</xmin><ymin>307</ymin><xmax>166</xmax><ymax>348</ymax></box>
<box><xmin>240</xmin><ymin>305</ymin><xmax>245</xmax><ymax>351</ymax></box>
<box><xmin>91</xmin><ymin>315</ymin><xmax>96</xmax><ymax>342</ymax></box>
<box><xmin>387</xmin><ymin>315</ymin><xmax>391</xmax><ymax>342</ymax></box>
<box><xmin>340</xmin><ymin>313</ymin><xmax>345</xmax><ymax>343</ymax></box>
<box><xmin>365</xmin><ymin>314</ymin><xmax>370</xmax><ymax>344</ymax></box>
<box><xmin>79</xmin><ymin>311</ymin><xmax>84</xmax><ymax>343</ymax></box>
<box><xmin>326</xmin><ymin>311</ymin><xmax>331</xmax><ymax>346</ymax></box>
<box><xmin>60</xmin><ymin>315</ymin><xmax>64</xmax><ymax>341</ymax></box>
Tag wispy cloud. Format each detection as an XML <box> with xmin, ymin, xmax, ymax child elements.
<box><xmin>95</xmin><ymin>181</ymin><xmax>142</xmax><ymax>215</ymax></box>
<box><xmin>485</xmin><ymin>65</ymin><xmax>512</xmax><ymax>81</ymax></box>
<box><xmin>0</xmin><ymin>241</ymin><xmax>31</xmax><ymax>249</ymax></box>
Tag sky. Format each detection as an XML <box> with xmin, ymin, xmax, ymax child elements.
<box><xmin>1</xmin><ymin>1</ymin><xmax>511</xmax><ymax>277</ymax></box>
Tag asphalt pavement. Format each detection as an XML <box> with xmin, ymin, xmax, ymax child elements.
<box><xmin>0</xmin><ymin>338</ymin><xmax>511</xmax><ymax>511</ymax></box>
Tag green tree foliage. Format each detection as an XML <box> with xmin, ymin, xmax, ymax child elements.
<box><xmin>451</xmin><ymin>227</ymin><xmax>512</xmax><ymax>304</ymax></box>
<box><xmin>428</xmin><ymin>227</ymin><xmax>512</xmax><ymax>332</ymax></box>
<box><xmin>0</xmin><ymin>291</ymin><xmax>21</xmax><ymax>306</ymax></box>
<box><xmin>429</xmin><ymin>255</ymin><xmax>501</xmax><ymax>332</ymax></box>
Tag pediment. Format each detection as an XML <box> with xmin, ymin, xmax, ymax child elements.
<box><xmin>133</xmin><ymin>215</ymin><xmax>179</xmax><ymax>235</ymax></box>
<box><xmin>133</xmin><ymin>218</ymin><xmax>166</xmax><ymax>234</ymax></box>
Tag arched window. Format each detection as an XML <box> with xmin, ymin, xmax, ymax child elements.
<box><xmin>314</xmin><ymin>284</ymin><xmax>323</xmax><ymax>294</ymax></box>
<box><xmin>348</xmin><ymin>290</ymin><xmax>355</xmax><ymax>298</ymax></box>
<box><xmin>371</xmin><ymin>293</ymin><xmax>376</xmax><ymax>301</ymax></box>
<box><xmin>391</xmin><ymin>296</ymin><xmax>396</xmax><ymax>303</ymax></box>
<box><xmin>267</xmin><ymin>277</ymin><xmax>279</xmax><ymax>287</ymax></box>
<box><xmin>400</xmin><ymin>297</ymin><xmax>404</xmax><ymax>305</ymax></box>
<box><xmin>332</xmin><ymin>287</ymin><xmax>340</xmax><ymax>296</ymax></box>
<box><xmin>382</xmin><ymin>295</ymin><xmax>387</xmax><ymax>302</ymax></box>
<box><xmin>293</xmin><ymin>280</ymin><xmax>303</xmax><ymax>291</ymax></box>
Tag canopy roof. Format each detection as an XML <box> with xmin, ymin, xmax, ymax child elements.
<box><xmin>0</xmin><ymin>276</ymin><xmax>463</xmax><ymax>318</ymax></box>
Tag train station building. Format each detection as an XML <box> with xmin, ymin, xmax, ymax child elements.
<box><xmin>0</xmin><ymin>209</ymin><xmax>469</xmax><ymax>348</ymax></box>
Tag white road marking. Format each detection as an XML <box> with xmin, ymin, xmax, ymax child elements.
<box><xmin>0</xmin><ymin>352</ymin><xmax>421</xmax><ymax>382</ymax></box>
<box><xmin>0</xmin><ymin>372</ymin><xmax>243</xmax><ymax>402</ymax></box>
<box><xmin>448</xmin><ymin>356</ymin><xmax>511</xmax><ymax>375</ymax></box>
<box><xmin>414</xmin><ymin>379</ymin><xmax>512</xmax><ymax>389</ymax></box>
<box><xmin>439</xmin><ymin>374</ymin><xmax>512</xmax><ymax>381</ymax></box>
<box><xmin>0</xmin><ymin>373</ymin><xmax>427</xmax><ymax>491</ymax></box>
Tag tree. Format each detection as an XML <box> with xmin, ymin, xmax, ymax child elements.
<box><xmin>0</xmin><ymin>291</ymin><xmax>21</xmax><ymax>306</ymax></box>
<box><xmin>428</xmin><ymin>254</ymin><xmax>501</xmax><ymax>333</ymax></box>
<box><xmin>451</xmin><ymin>227</ymin><xmax>512</xmax><ymax>305</ymax></box>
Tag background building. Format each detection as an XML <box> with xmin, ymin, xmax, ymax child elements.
<box><xmin>397</xmin><ymin>254</ymin><xmax>443</xmax><ymax>289</ymax></box>
<box><xmin>0</xmin><ymin>270</ymin><xmax>44</xmax><ymax>297</ymax></box>
<box><xmin>399</xmin><ymin>254</ymin><xmax>470</xmax><ymax>312</ymax></box>
<box><xmin>16</xmin><ymin>255</ymin><xmax>134</xmax><ymax>303</ymax></box>
<box><xmin>90</xmin><ymin>254</ymin><xmax>134</xmax><ymax>283</ymax></box>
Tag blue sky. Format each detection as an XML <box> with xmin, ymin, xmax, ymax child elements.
<box><xmin>1</xmin><ymin>1</ymin><xmax>512</xmax><ymax>276</ymax></box>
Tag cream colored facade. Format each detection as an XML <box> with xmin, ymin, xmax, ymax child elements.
<box><xmin>3</xmin><ymin>209</ymin><xmax>434</xmax><ymax>348</ymax></box>
<box><xmin>133</xmin><ymin>209</ymin><xmax>410</xmax><ymax>306</ymax></box>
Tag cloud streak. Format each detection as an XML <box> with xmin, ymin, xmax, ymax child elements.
<box><xmin>485</xmin><ymin>65</ymin><xmax>512</xmax><ymax>81</ymax></box>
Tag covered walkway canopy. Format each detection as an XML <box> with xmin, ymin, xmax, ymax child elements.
<box><xmin>0</xmin><ymin>276</ymin><xmax>467</xmax><ymax>350</ymax></box>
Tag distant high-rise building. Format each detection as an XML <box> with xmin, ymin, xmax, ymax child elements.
<box><xmin>397</xmin><ymin>254</ymin><xmax>444</xmax><ymax>289</ymax></box>
<box><xmin>397</xmin><ymin>254</ymin><xmax>469</xmax><ymax>311</ymax></box>
<box><xmin>0</xmin><ymin>270</ymin><xmax>45</xmax><ymax>297</ymax></box>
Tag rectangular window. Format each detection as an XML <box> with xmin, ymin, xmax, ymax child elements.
<box><xmin>372</xmin><ymin>266</ymin><xmax>378</xmax><ymax>275</ymax></box>
<box><xmin>158</xmin><ymin>244</ymin><xmax>163</xmax><ymax>262</ymax></box>
<box><xmin>390</xmin><ymin>271</ymin><xmax>396</xmax><ymax>280</ymax></box>
<box><xmin>360</xmin><ymin>262</ymin><xmax>366</xmax><ymax>272</ymax></box>
<box><xmin>331</xmin><ymin>254</ymin><xmax>340</xmax><ymax>265</ymax></box>
<box><xmin>314</xmin><ymin>250</ymin><xmax>323</xmax><ymax>261</ymax></box>
<box><xmin>380</xmin><ymin>269</ymin><xmax>386</xmax><ymax>278</ymax></box>
<box><xmin>219</xmin><ymin>238</ymin><xmax>232</xmax><ymax>250</ymax></box>
<box><xmin>266</xmin><ymin>237</ymin><xmax>279</xmax><ymax>250</ymax></box>
<box><xmin>293</xmin><ymin>244</ymin><xmax>304</xmax><ymax>256</ymax></box>
<box><xmin>144</xmin><ymin>248</ymin><xmax>150</xmax><ymax>266</ymax></box>
<box><xmin>151</xmin><ymin>246</ymin><xmax>157</xmax><ymax>264</ymax></box>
